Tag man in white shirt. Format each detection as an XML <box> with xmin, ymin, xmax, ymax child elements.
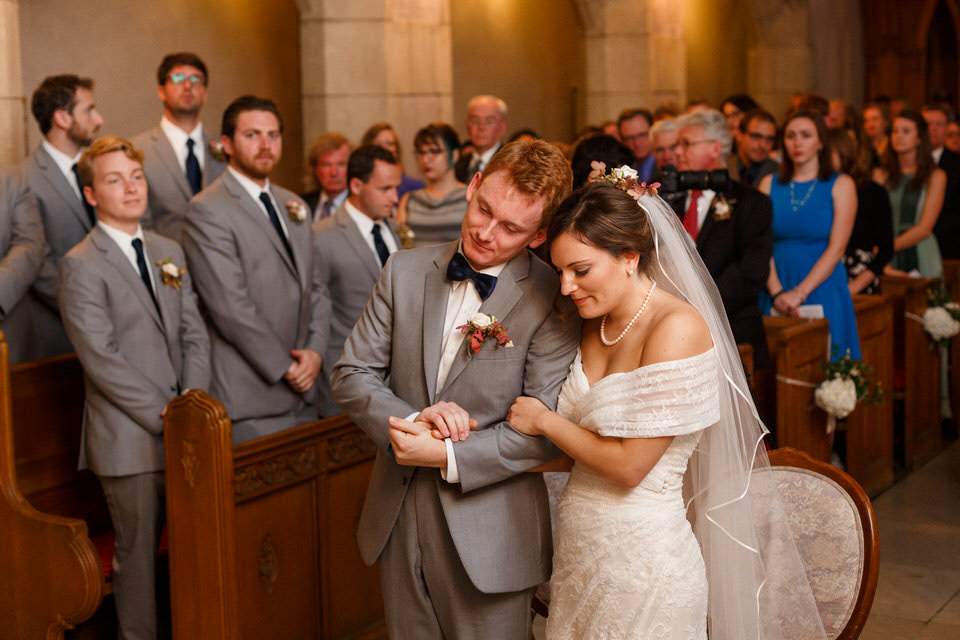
<box><xmin>132</xmin><ymin>52</ymin><xmax>227</xmax><ymax>241</ymax></box>
<box><xmin>302</xmin><ymin>131</ymin><xmax>352</xmax><ymax>220</ymax></box>
<box><xmin>454</xmin><ymin>95</ymin><xmax>508</xmax><ymax>182</ymax></box>
<box><xmin>313</xmin><ymin>144</ymin><xmax>402</xmax><ymax>416</ymax></box>
<box><xmin>58</xmin><ymin>135</ymin><xmax>209</xmax><ymax>640</ymax></box>
<box><xmin>22</xmin><ymin>74</ymin><xmax>104</xmax><ymax>358</ymax></box>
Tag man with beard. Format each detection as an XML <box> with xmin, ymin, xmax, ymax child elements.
<box><xmin>132</xmin><ymin>53</ymin><xmax>227</xmax><ymax>241</ymax></box>
<box><xmin>183</xmin><ymin>96</ymin><xmax>330</xmax><ymax>443</ymax></box>
<box><xmin>22</xmin><ymin>74</ymin><xmax>104</xmax><ymax>358</ymax></box>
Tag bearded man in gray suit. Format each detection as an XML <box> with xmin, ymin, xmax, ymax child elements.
<box><xmin>132</xmin><ymin>52</ymin><xmax>227</xmax><ymax>241</ymax></box>
<box><xmin>59</xmin><ymin>136</ymin><xmax>210</xmax><ymax>640</ymax></box>
<box><xmin>184</xmin><ymin>96</ymin><xmax>329</xmax><ymax>443</ymax></box>
<box><xmin>331</xmin><ymin>140</ymin><xmax>579</xmax><ymax>639</ymax></box>
<box><xmin>23</xmin><ymin>74</ymin><xmax>104</xmax><ymax>358</ymax></box>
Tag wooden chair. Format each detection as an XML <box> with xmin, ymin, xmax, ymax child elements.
<box><xmin>767</xmin><ymin>447</ymin><xmax>880</xmax><ymax>640</ymax></box>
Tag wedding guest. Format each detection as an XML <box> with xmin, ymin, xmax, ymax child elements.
<box><xmin>362</xmin><ymin>122</ymin><xmax>424</xmax><ymax>199</ymax></box>
<box><xmin>720</xmin><ymin>93</ymin><xmax>758</xmax><ymax>149</ymax></box>
<box><xmin>923</xmin><ymin>103</ymin><xmax>960</xmax><ymax>260</ymax></box>
<box><xmin>303</xmin><ymin>132</ymin><xmax>351</xmax><ymax>220</ymax></box>
<box><xmin>454</xmin><ymin>95</ymin><xmax>508</xmax><ymax>182</ymax></box>
<box><xmin>396</xmin><ymin>123</ymin><xmax>467</xmax><ymax>248</ymax></box>
<box><xmin>650</xmin><ymin>117</ymin><xmax>679</xmax><ymax>172</ymax></box>
<box><xmin>946</xmin><ymin>118</ymin><xmax>960</xmax><ymax>153</ymax></box>
<box><xmin>728</xmin><ymin>109</ymin><xmax>779</xmax><ymax>187</ymax></box>
<box><xmin>863</xmin><ymin>102</ymin><xmax>890</xmax><ymax>164</ymax></box>
<box><xmin>570</xmin><ymin>134</ymin><xmax>634</xmax><ymax>189</ymax></box>
<box><xmin>618</xmin><ymin>108</ymin><xmax>656</xmax><ymax>181</ymax></box>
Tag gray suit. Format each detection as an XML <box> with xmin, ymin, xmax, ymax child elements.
<box><xmin>331</xmin><ymin>241</ymin><xmax>579</xmax><ymax>638</ymax></box>
<box><xmin>183</xmin><ymin>170</ymin><xmax>330</xmax><ymax>443</ymax></box>
<box><xmin>312</xmin><ymin>205</ymin><xmax>400</xmax><ymax>416</ymax></box>
<box><xmin>58</xmin><ymin>226</ymin><xmax>209</xmax><ymax>640</ymax></box>
<box><xmin>131</xmin><ymin>124</ymin><xmax>227</xmax><ymax>241</ymax></box>
<box><xmin>0</xmin><ymin>170</ymin><xmax>46</xmax><ymax>364</ymax></box>
<box><xmin>22</xmin><ymin>145</ymin><xmax>91</xmax><ymax>358</ymax></box>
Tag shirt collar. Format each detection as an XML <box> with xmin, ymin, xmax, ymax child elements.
<box><xmin>228</xmin><ymin>166</ymin><xmax>272</xmax><ymax>202</ymax></box>
<box><xmin>42</xmin><ymin>139</ymin><xmax>82</xmax><ymax>173</ymax></box>
<box><xmin>478</xmin><ymin>143</ymin><xmax>500</xmax><ymax>167</ymax></box>
<box><xmin>98</xmin><ymin>220</ymin><xmax>145</xmax><ymax>249</ymax></box>
<box><xmin>454</xmin><ymin>241</ymin><xmax>507</xmax><ymax>277</ymax></box>
<box><xmin>344</xmin><ymin>199</ymin><xmax>384</xmax><ymax>235</ymax></box>
<box><xmin>160</xmin><ymin>116</ymin><xmax>204</xmax><ymax>152</ymax></box>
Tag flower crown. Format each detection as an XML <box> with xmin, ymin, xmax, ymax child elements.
<box><xmin>587</xmin><ymin>161</ymin><xmax>660</xmax><ymax>201</ymax></box>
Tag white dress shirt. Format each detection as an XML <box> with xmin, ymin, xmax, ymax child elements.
<box><xmin>933</xmin><ymin>146</ymin><xmax>944</xmax><ymax>165</ymax></box>
<box><xmin>160</xmin><ymin>116</ymin><xmax>206</xmax><ymax>172</ymax></box>
<box><xmin>228</xmin><ymin>167</ymin><xmax>290</xmax><ymax>238</ymax></box>
<box><xmin>344</xmin><ymin>200</ymin><xmax>400</xmax><ymax>260</ymax></box>
<box><xmin>42</xmin><ymin>140</ymin><xmax>84</xmax><ymax>201</ymax></box>
<box><xmin>98</xmin><ymin>221</ymin><xmax>157</xmax><ymax>293</ymax></box>
<box><xmin>475</xmin><ymin>143</ymin><xmax>501</xmax><ymax>174</ymax></box>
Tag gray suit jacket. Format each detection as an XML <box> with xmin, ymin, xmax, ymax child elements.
<box><xmin>131</xmin><ymin>124</ymin><xmax>227</xmax><ymax>241</ymax></box>
<box><xmin>58</xmin><ymin>226</ymin><xmax>210</xmax><ymax>477</ymax></box>
<box><xmin>312</xmin><ymin>205</ymin><xmax>400</xmax><ymax>415</ymax></box>
<box><xmin>0</xmin><ymin>170</ymin><xmax>46</xmax><ymax>364</ymax></box>
<box><xmin>331</xmin><ymin>241</ymin><xmax>579</xmax><ymax>593</ymax></box>
<box><xmin>183</xmin><ymin>171</ymin><xmax>330</xmax><ymax>435</ymax></box>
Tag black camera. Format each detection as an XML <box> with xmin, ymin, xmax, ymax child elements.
<box><xmin>656</xmin><ymin>165</ymin><xmax>732</xmax><ymax>207</ymax></box>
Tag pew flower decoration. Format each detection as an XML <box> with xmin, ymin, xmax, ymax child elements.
<box><xmin>209</xmin><ymin>140</ymin><xmax>226</xmax><ymax>163</ymax></box>
<box><xmin>588</xmin><ymin>161</ymin><xmax>660</xmax><ymax>201</ymax></box>
<box><xmin>923</xmin><ymin>283</ymin><xmax>960</xmax><ymax>346</ymax></box>
<box><xmin>814</xmin><ymin>349</ymin><xmax>884</xmax><ymax>433</ymax></box>
<box><xmin>156</xmin><ymin>258</ymin><xmax>186</xmax><ymax>290</ymax></box>
<box><xmin>286</xmin><ymin>200</ymin><xmax>307</xmax><ymax>225</ymax></box>
<box><xmin>457</xmin><ymin>313</ymin><xmax>513</xmax><ymax>356</ymax></box>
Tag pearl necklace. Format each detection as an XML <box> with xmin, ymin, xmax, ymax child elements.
<box><xmin>789</xmin><ymin>179</ymin><xmax>817</xmax><ymax>212</ymax></box>
<box><xmin>599</xmin><ymin>280</ymin><xmax>657</xmax><ymax>346</ymax></box>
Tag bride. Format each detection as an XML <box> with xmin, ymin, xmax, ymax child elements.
<box><xmin>507</xmin><ymin>166</ymin><xmax>827</xmax><ymax>639</ymax></box>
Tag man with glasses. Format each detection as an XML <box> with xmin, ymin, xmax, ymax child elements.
<box><xmin>617</xmin><ymin>107</ymin><xmax>656</xmax><ymax>182</ymax></box>
<box><xmin>454</xmin><ymin>95</ymin><xmax>508</xmax><ymax>182</ymax></box>
<box><xmin>133</xmin><ymin>52</ymin><xmax>226</xmax><ymax>241</ymax></box>
<box><xmin>650</xmin><ymin>116</ymin><xmax>680</xmax><ymax>175</ymax></box>
<box><xmin>674</xmin><ymin>108</ymin><xmax>773</xmax><ymax>373</ymax></box>
<box><xmin>728</xmin><ymin>109</ymin><xmax>779</xmax><ymax>187</ymax></box>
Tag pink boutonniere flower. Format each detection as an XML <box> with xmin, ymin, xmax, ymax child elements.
<box><xmin>457</xmin><ymin>313</ymin><xmax>514</xmax><ymax>355</ymax></box>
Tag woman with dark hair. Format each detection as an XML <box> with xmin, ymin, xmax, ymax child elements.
<box><xmin>827</xmin><ymin>127</ymin><xmax>894</xmax><ymax>294</ymax></box>
<box><xmin>506</xmin><ymin>176</ymin><xmax>826</xmax><ymax>639</ymax></box>
<box><xmin>569</xmin><ymin>134</ymin><xmax>634</xmax><ymax>189</ymax></box>
<box><xmin>875</xmin><ymin>110</ymin><xmax>946</xmax><ymax>278</ymax></box>
<box><xmin>758</xmin><ymin>110</ymin><xmax>860</xmax><ymax>359</ymax></box>
<box><xmin>361</xmin><ymin>122</ymin><xmax>425</xmax><ymax>199</ymax></box>
<box><xmin>395</xmin><ymin>122</ymin><xmax>467</xmax><ymax>247</ymax></box>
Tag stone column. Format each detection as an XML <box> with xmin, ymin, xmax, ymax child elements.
<box><xmin>574</xmin><ymin>0</ymin><xmax>687</xmax><ymax>125</ymax></box>
<box><xmin>745</xmin><ymin>0</ymin><xmax>812</xmax><ymax>118</ymax></box>
<box><xmin>0</xmin><ymin>0</ymin><xmax>26</xmax><ymax>165</ymax></box>
<box><xmin>296</xmin><ymin>0</ymin><xmax>453</xmax><ymax>172</ymax></box>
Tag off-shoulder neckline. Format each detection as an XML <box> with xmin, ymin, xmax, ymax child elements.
<box><xmin>575</xmin><ymin>347</ymin><xmax>717</xmax><ymax>389</ymax></box>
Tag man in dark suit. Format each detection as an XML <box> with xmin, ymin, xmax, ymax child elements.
<box><xmin>453</xmin><ymin>95</ymin><xmax>507</xmax><ymax>183</ymax></box>
<box><xmin>674</xmin><ymin>108</ymin><xmax>773</xmax><ymax>370</ymax></box>
<box><xmin>183</xmin><ymin>96</ymin><xmax>330</xmax><ymax>443</ymax></box>
<box><xmin>0</xmin><ymin>170</ymin><xmax>45</xmax><ymax>364</ymax></box>
<box><xmin>728</xmin><ymin>109</ymin><xmax>779</xmax><ymax>188</ymax></box>
<box><xmin>618</xmin><ymin>107</ymin><xmax>656</xmax><ymax>182</ymax></box>
<box><xmin>331</xmin><ymin>141</ymin><xmax>578</xmax><ymax>639</ymax></box>
<box><xmin>313</xmin><ymin>144</ymin><xmax>401</xmax><ymax>416</ymax></box>
<box><xmin>924</xmin><ymin>104</ymin><xmax>960</xmax><ymax>259</ymax></box>
<box><xmin>132</xmin><ymin>52</ymin><xmax>227</xmax><ymax>241</ymax></box>
<box><xmin>22</xmin><ymin>74</ymin><xmax>104</xmax><ymax>358</ymax></box>
<box><xmin>302</xmin><ymin>131</ymin><xmax>351</xmax><ymax>220</ymax></box>
<box><xmin>59</xmin><ymin>135</ymin><xmax>210</xmax><ymax>640</ymax></box>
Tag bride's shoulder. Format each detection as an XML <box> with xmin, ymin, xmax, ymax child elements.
<box><xmin>640</xmin><ymin>296</ymin><xmax>713</xmax><ymax>367</ymax></box>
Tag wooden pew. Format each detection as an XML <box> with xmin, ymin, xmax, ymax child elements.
<box><xmin>847</xmin><ymin>295</ymin><xmax>895</xmax><ymax>496</ymax></box>
<box><xmin>880</xmin><ymin>275</ymin><xmax>942</xmax><ymax>468</ymax></box>
<box><xmin>763</xmin><ymin>316</ymin><xmax>831</xmax><ymax>461</ymax></box>
<box><xmin>0</xmin><ymin>338</ymin><xmax>106</xmax><ymax>638</ymax></box>
<box><xmin>942</xmin><ymin>259</ymin><xmax>960</xmax><ymax>429</ymax></box>
<box><xmin>163</xmin><ymin>391</ymin><xmax>385</xmax><ymax>640</ymax></box>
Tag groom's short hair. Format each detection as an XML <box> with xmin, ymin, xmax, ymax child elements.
<box><xmin>482</xmin><ymin>140</ymin><xmax>572</xmax><ymax>227</ymax></box>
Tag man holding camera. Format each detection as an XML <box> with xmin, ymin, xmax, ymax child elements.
<box><xmin>672</xmin><ymin>108</ymin><xmax>773</xmax><ymax>371</ymax></box>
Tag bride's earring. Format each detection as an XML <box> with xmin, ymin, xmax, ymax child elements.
<box><xmin>626</xmin><ymin>269</ymin><xmax>634</xmax><ymax>277</ymax></box>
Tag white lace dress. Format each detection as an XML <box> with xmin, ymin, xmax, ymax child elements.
<box><xmin>546</xmin><ymin>348</ymin><xmax>720</xmax><ymax>640</ymax></box>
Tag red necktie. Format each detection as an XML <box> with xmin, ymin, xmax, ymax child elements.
<box><xmin>684</xmin><ymin>190</ymin><xmax>702</xmax><ymax>241</ymax></box>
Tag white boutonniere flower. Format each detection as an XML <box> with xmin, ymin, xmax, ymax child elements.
<box><xmin>156</xmin><ymin>258</ymin><xmax>186</xmax><ymax>290</ymax></box>
<box><xmin>457</xmin><ymin>313</ymin><xmax>514</xmax><ymax>355</ymax></box>
<box><xmin>286</xmin><ymin>200</ymin><xmax>307</xmax><ymax>225</ymax></box>
<box><xmin>713</xmin><ymin>197</ymin><xmax>734</xmax><ymax>221</ymax></box>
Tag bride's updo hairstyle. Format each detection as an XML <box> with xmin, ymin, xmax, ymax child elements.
<box><xmin>547</xmin><ymin>182</ymin><xmax>655</xmax><ymax>276</ymax></box>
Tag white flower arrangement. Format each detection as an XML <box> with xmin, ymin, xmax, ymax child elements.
<box><xmin>923</xmin><ymin>304</ymin><xmax>960</xmax><ymax>343</ymax></box>
<box><xmin>814</xmin><ymin>378</ymin><xmax>857</xmax><ymax>419</ymax></box>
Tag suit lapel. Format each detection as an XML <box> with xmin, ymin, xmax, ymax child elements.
<box><xmin>144</xmin><ymin>235</ymin><xmax>179</xmax><ymax>357</ymax></box>
<box><xmin>421</xmin><ymin>245</ymin><xmax>457</xmax><ymax>403</ymax></box>
<box><xmin>34</xmin><ymin>147</ymin><xmax>92</xmax><ymax>231</ymax></box>
<box><xmin>151</xmin><ymin>127</ymin><xmax>193</xmax><ymax>200</ymax></box>
<box><xmin>224</xmin><ymin>173</ymin><xmax>299</xmax><ymax>280</ymax></box>
<box><xmin>276</xmin><ymin>187</ymin><xmax>311</xmax><ymax>290</ymax></box>
<box><xmin>91</xmin><ymin>227</ymin><xmax>164</xmax><ymax>332</ymax></box>
<box><xmin>336</xmin><ymin>207</ymin><xmax>382</xmax><ymax>282</ymax></box>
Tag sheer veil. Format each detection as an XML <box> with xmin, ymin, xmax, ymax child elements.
<box><xmin>637</xmin><ymin>192</ymin><xmax>827</xmax><ymax>640</ymax></box>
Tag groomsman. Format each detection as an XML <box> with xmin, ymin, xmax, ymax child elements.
<box><xmin>313</xmin><ymin>144</ymin><xmax>401</xmax><ymax>416</ymax></box>
<box><xmin>23</xmin><ymin>74</ymin><xmax>104</xmax><ymax>358</ymax></box>
<box><xmin>132</xmin><ymin>52</ymin><xmax>227</xmax><ymax>241</ymax></box>
<box><xmin>59</xmin><ymin>135</ymin><xmax>210</xmax><ymax>640</ymax></box>
<box><xmin>184</xmin><ymin>96</ymin><xmax>330</xmax><ymax>443</ymax></box>
<box><xmin>0</xmin><ymin>170</ymin><xmax>45</xmax><ymax>364</ymax></box>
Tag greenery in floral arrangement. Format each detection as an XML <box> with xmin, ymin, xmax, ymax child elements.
<box><xmin>820</xmin><ymin>347</ymin><xmax>885</xmax><ymax>408</ymax></box>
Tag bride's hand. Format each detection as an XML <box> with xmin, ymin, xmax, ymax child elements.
<box><xmin>507</xmin><ymin>396</ymin><xmax>551</xmax><ymax>436</ymax></box>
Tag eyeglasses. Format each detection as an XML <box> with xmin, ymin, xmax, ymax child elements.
<box><xmin>677</xmin><ymin>139</ymin><xmax>714</xmax><ymax>149</ymax></box>
<box><xmin>746</xmin><ymin>132</ymin><xmax>776</xmax><ymax>144</ymax></box>
<box><xmin>167</xmin><ymin>72</ymin><xmax>205</xmax><ymax>86</ymax></box>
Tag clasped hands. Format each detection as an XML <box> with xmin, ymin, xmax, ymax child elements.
<box><xmin>285</xmin><ymin>348</ymin><xmax>322</xmax><ymax>392</ymax></box>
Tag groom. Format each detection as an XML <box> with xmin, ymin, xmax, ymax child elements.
<box><xmin>331</xmin><ymin>140</ymin><xmax>578</xmax><ymax>639</ymax></box>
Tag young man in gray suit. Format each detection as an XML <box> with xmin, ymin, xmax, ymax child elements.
<box><xmin>313</xmin><ymin>144</ymin><xmax>401</xmax><ymax>416</ymax></box>
<box><xmin>23</xmin><ymin>74</ymin><xmax>104</xmax><ymax>359</ymax></box>
<box><xmin>132</xmin><ymin>52</ymin><xmax>227</xmax><ymax>241</ymax></box>
<box><xmin>59</xmin><ymin>135</ymin><xmax>210</xmax><ymax>640</ymax></box>
<box><xmin>0</xmin><ymin>169</ymin><xmax>45</xmax><ymax>364</ymax></box>
<box><xmin>331</xmin><ymin>140</ymin><xmax>579</xmax><ymax>639</ymax></box>
<box><xmin>184</xmin><ymin>96</ymin><xmax>330</xmax><ymax>443</ymax></box>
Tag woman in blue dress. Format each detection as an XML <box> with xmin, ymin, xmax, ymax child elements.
<box><xmin>758</xmin><ymin>110</ymin><xmax>861</xmax><ymax>359</ymax></box>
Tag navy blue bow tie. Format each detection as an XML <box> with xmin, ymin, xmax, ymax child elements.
<box><xmin>446</xmin><ymin>252</ymin><xmax>497</xmax><ymax>300</ymax></box>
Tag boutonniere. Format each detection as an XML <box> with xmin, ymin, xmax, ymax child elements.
<box><xmin>457</xmin><ymin>313</ymin><xmax>514</xmax><ymax>355</ymax></box>
<box><xmin>712</xmin><ymin>196</ymin><xmax>736</xmax><ymax>221</ymax></box>
<box><xmin>208</xmin><ymin>140</ymin><xmax>226</xmax><ymax>163</ymax></box>
<box><xmin>286</xmin><ymin>200</ymin><xmax>307</xmax><ymax>224</ymax></box>
<box><xmin>156</xmin><ymin>258</ymin><xmax>186</xmax><ymax>290</ymax></box>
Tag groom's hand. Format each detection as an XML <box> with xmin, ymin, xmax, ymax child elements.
<box><xmin>388</xmin><ymin>416</ymin><xmax>447</xmax><ymax>467</ymax></box>
<box><xmin>417</xmin><ymin>401</ymin><xmax>477</xmax><ymax>442</ymax></box>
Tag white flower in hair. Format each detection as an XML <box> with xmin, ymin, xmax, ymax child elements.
<box><xmin>611</xmin><ymin>165</ymin><xmax>638</xmax><ymax>181</ymax></box>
